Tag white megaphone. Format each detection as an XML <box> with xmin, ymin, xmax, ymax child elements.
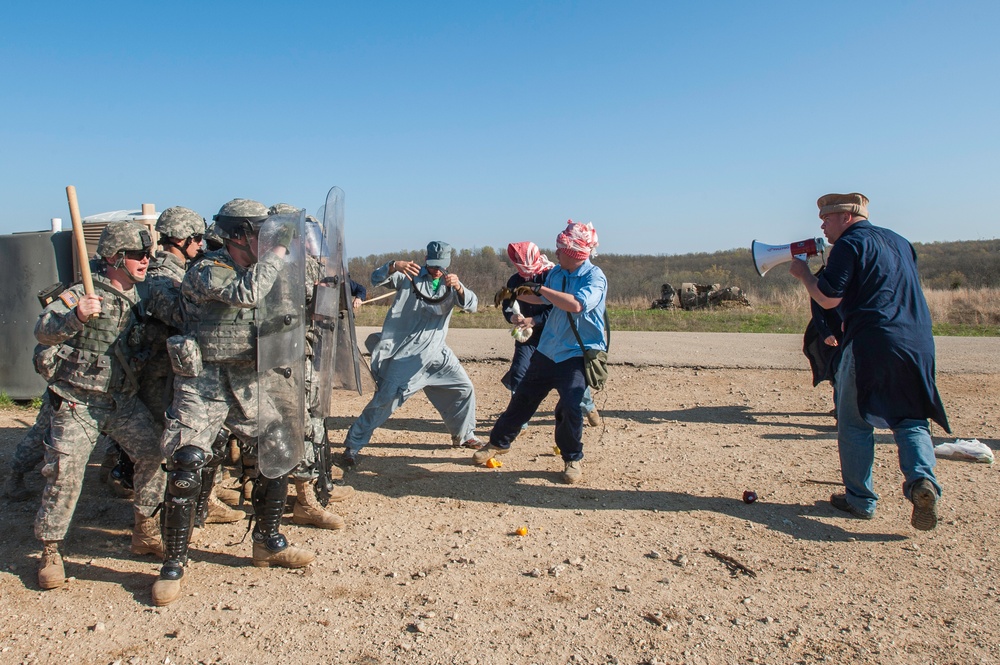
<box><xmin>751</xmin><ymin>237</ymin><xmax>829</xmax><ymax>276</ymax></box>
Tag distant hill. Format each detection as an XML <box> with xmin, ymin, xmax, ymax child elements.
<box><xmin>348</xmin><ymin>239</ymin><xmax>1000</xmax><ymax>306</ymax></box>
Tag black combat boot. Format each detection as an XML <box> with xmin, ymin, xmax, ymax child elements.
<box><xmin>250</xmin><ymin>475</ymin><xmax>315</xmax><ymax>568</ymax></box>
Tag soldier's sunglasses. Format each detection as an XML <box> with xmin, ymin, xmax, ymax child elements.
<box><xmin>123</xmin><ymin>250</ymin><xmax>153</xmax><ymax>261</ymax></box>
<box><xmin>189</xmin><ymin>234</ymin><xmax>204</xmax><ymax>243</ymax></box>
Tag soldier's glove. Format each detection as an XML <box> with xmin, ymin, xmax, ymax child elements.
<box><xmin>493</xmin><ymin>287</ymin><xmax>513</xmax><ymax>308</ymax></box>
<box><xmin>274</xmin><ymin>223</ymin><xmax>296</xmax><ymax>249</ymax></box>
<box><xmin>513</xmin><ymin>283</ymin><xmax>542</xmax><ymax>298</ymax></box>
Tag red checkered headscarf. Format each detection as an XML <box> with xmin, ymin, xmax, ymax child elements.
<box><xmin>556</xmin><ymin>220</ymin><xmax>599</xmax><ymax>260</ymax></box>
<box><xmin>507</xmin><ymin>241</ymin><xmax>554</xmax><ymax>279</ymax></box>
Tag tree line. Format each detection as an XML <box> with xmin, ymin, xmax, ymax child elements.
<box><xmin>347</xmin><ymin>239</ymin><xmax>1000</xmax><ymax>306</ymax></box>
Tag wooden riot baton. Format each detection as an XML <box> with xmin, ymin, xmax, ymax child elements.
<box><xmin>66</xmin><ymin>185</ymin><xmax>95</xmax><ymax>297</ymax></box>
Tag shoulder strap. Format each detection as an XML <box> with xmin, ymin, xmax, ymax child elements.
<box><xmin>562</xmin><ymin>274</ymin><xmax>610</xmax><ymax>353</ymax></box>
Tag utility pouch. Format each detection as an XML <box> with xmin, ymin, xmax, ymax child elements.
<box><xmin>166</xmin><ymin>334</ymin><xmax>203</xmax><ymax>378</ymax></box>
<box><xmin>582</xmin><ymin>349</ymin><xmax>609</xmax><ymax>392</ymax></box>
<box><xmin>33</xmin><ymin>344</ymin><xmax>62</xmax><ymax>382</ymax></box>
<box><xmin>37</xmin><ymin>282</ymin><xmax>67</xmax><ymax>309</ymax></box>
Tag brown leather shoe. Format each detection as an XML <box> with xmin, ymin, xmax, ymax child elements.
<box><xmin>910</xmin><ymin>478</ymin><xmax>939</xmax><ymax>531</ymax></box>
<box><xmin>38</xmin><ymin>541</ymin><xmax>65</xmax><ymax>590</ymax></box>
<box><xmin>562</xmin><ymin>460</ymin><xmax>584</xmax><ymax>484</ymax></box>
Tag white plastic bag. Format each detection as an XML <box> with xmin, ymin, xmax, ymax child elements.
<box><xmin>933</xmin><ymin>439</ymin><xmax>994</xmax><ymax>464</ymax></box>
<box><xmin>507</xmin><ymin>300</ymin><xmax>532</xmax><ymax>343</ymax></box>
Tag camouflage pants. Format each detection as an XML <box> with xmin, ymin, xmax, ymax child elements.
<box><xmin>291</xmin><ymin>357</ymin><xmax>322</xmax><ymax>481</ymax></box>
<box><xmin>161</xmin><ymin>365</ymin><xmax>290</xmax><ymax>478</ymax></box>
<box><xmin>34</xmin><ymin>393</ymin><xmax>166</xmax><ymax>542</ymax></box>
<box><xmin>9</xmin><ymin>390</ymin><xmax>52</xmax><ymax>474</ymax></box>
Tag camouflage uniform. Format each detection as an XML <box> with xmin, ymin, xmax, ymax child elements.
<box><xmin>8</xmin><ymin>384</ymin><xmax>52</xmax><ymax>475</ymax></box>
<box><xmin>32</xmin><ymin>239</ymin><xmax>165</xmax><ymax>544</ymax></box>
<box><xmin>292</xmin><ymin>253</ymin><xmax>325</xmax><ymax>481</ymax></box>
<box><xmin>2</xmin><ymin>379</ymin><xmax>52</xmax><ymax>500</ymax></box>
<box><xmin>160</xmin><ymin>246</ymin><xmax>285</xmax><ymax>458</ymax></box>
<box><xmin>153</xmin><ymin>198</ymin><xmax>314</xmax><ymax>606</ymax></box>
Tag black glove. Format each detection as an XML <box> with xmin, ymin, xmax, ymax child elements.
<box><xmin>493</xmin><ymin>287</ymin><xmax>513</xmax><ymax>308</ymax></box>
<box><xmin>513</xmin><ymin>282</ymin><xmax>542</xmax><ymax>298</ymax></box>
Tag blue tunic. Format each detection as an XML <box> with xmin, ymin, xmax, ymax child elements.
<box><xmin>817</xmin><ymin>221</ymin><xmax>949</xmax><ymax>432</ymax></box>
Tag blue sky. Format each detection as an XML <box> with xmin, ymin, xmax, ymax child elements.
<box><xmin>2</xmin><ymin>1</ymin><xmax>997</xmax><ymax>257</ymax></box>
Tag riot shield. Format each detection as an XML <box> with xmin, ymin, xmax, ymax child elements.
<box><xmin>256</xmin><ymin>211</ymin><xmax>307</xmax><ymax>478</ymax></box>
<box><xmin>313</xmin><ymin>186</ymin><xmax>364</xmax><ymax>410</ymax></box>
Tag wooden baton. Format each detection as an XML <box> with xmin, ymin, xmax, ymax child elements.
<box><xmin>66</xmin><ymin>185</ymin><xmax>95</xmax><ymax>297</ymax></box>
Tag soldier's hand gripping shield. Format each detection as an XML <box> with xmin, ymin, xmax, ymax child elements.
<box><xmin>256</xmin><ymin>210</ymin><xmax>307</xmax><ymax>478</ymax></box>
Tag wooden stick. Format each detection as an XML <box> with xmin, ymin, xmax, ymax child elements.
<box><xmin>66</xmin><ymin>185</ymin><xmax>95</xmax><ymax>297</ymax></box>
<box><xmin>361</xmin><ymin>291</ymin><xmax>396</xmax><ymax>305</ymax></box>
<box><xmin>705</xmin><ymin>549</ymin><xmax>757</xmax><ymax>578</ymax></box>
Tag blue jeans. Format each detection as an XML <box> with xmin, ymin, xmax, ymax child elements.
<box><xmin>489</xmin><ymin>353</ymin><xmax>587</xmax><ymax>462</ymax></box>
<box><xmin>504</xmin><ymin>342</ymin><xmax>596</xmax><ymax>415</ymax></box>
<box><xmin>835</xmin><ymin>343</ymin><xmax>941</xmax><ymax>515</ymax></box>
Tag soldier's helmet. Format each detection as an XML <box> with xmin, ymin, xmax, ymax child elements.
<box><xmin>203</xmin><ymin>223</ymin><xmax>225</xmax><ymax>251</ymax></box>
<box><xmin>212</xmin><ymin>198</ymin><xmax>270</xmax><ymax>240</ymax></box>
<box><xmin>96</xmin><ymin>221</ymin><xmax>153</xmax><ymax>258</ymax></box>
<box><xmin>268</xmin><ymin>202</ymin><xmax>300</xmax><ymax>216</ymax></box>
<box><xmin>156</xmin><ymin>206</ymin><xmax>206</xmax><ymax>239</ymax></box>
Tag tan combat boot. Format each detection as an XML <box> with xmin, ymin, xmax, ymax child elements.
<box><xmin>252</xmin><ymin>541</ymin><xmax>317</xmax><ymax>568</ymax></box>
<box><xmin>38</xmin><ymin>541</ymin><xmax>65</xmax><ymax>590</ymax></box>
<box><xmin>151</xmin><ymin>577</ymin><xmax>182</xmax><ymax>606</ymax></box>
<box><xmin>205</xmin><ymin>488</ymin><xmax>244</xmax><ymax>523</ymax></box>
<box><xmin>131</xmin><ymin>509</ymin><xmax>164</xmax><ymax>557</ymax></box>
<box><xmin>291</xmin><ymin>478</ymin><xmax>349</xmax><ymax>529</ymax></box>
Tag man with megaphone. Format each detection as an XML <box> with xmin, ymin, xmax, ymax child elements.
<box><xmin>789</xmin><ymin>192</ymin><xmax>948</xmax><ymax>531</ymax></box>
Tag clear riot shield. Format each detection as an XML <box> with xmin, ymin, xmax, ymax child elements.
<box><xmin>256</xmin><ymin>211</ymin><xmax>307</xmax><ymax>478</ymax></box>
<box><xmin>313</xmin><ymin>186</ymin><xmax>364</xmax><ymax>414</ymax></box>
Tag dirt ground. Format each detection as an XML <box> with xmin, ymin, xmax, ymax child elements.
<box><xmin>1</xmin><ymin>331</ymin><xmax>998</xmax><ymax>665</ymax></box>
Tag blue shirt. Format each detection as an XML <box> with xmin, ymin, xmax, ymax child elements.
<box><xmin>817</xmin><ymin>220</ymin><xmax>948</xmax><ymax>432</ymax></box>
<box><xmin>537</xmin><ymin>260</ymin><xmax>608</xmax><ymax>364</ymax></box>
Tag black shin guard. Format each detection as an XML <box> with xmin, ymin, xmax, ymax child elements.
<box><xmin>192</xmin><ymin>465</ymin><xmax>218</xmax><ymax>528</ymax></box>
<box><xmin>251</xmin><ymin>475</ymin><xmax>289</xmax><ymax>553</ymax></box>
<box><xmin>159</xmin><ymin>446</ymin><xmax>205</xmax><ymax>580</ymax></box>
<box><xmin>193</xmin><ymin>435</ymin><xmax>226</xmax><ymax>528</ymax></box>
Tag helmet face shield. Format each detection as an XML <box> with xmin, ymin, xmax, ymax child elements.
<box><xmin>212</xmin><ymin>214</ymin><xmax>268</xmax><ymax>240</ymax></box>
<box><xmin>213</xmin><ymin>198</ymin><xmax>270</xmax><ymax>240</ymax></box>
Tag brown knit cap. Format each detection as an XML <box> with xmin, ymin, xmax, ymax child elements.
<box><xmin>817</xmin><ymin>192</ymin><xmax>869</xmax><ymax>219</ymax></box>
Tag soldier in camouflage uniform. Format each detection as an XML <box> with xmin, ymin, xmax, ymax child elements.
<box><xmin>143</xmin><ymin>206</ymin><xmax>243</xmax><ymax>528</ymax></box>
<box><xmin>32</xmin><ymin>221</ymin><xmax>167</xmax><ymax>590</ymax></box>
<box><xmin>152</xmin><ymin>199</ymin><xmax>315</xmax><ymax>607</ymax></box>
<box><xmin>3</xmin><ymin>375</ymin><xmax>53</xmax><ymax>501</ymax></box>
<box><xmin>269</xmin><ymin>205</ymin><xmax>352</xmax><ymax>530</ymax></box>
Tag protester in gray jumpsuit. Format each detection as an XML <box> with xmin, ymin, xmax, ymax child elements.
<box><xmin>152</xmin><ymin>198</ymin><xmax>315</xmax><ymax>606</ymax></box>
<box><xmin>32</xmin><ymin>221</ymin><xmax>167</xmax><ymax>590</ymax></box>
<box><xmin>341</xmin><ymin>241</ymin><xmax>479</xmax><ymax>466</ymax></box>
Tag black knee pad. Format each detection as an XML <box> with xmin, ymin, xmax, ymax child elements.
<box><xmin>167</xmin><ymin>445</ymin><xmax>206</xmax><ymax>500</ymax></box>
